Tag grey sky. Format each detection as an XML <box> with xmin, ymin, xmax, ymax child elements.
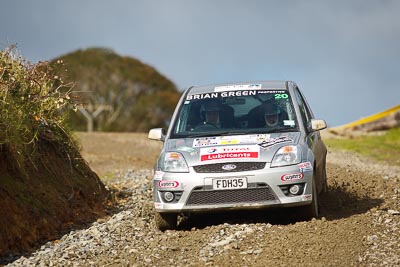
<box><xmin>1</xmin><ymin>0</ymin><xmax>399</xmax><ymax>126</ymax></box>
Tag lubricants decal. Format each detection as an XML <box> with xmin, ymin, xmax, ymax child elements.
<box><xmin>158</xmin><ymin>181</ymin><xmax>180</xmax><ymax>188</ymax></box>
<box><xmin>298</xmin><ymin>162</ymin><xmax>313</xmax><ymax>172</ymax></box>
<box><xmin>258</xmin><ymin>136</ymin><xmax>293</xmax><ymax>149</ymax></box>
<box><xmin>281</xmin><ymin>173</ymin><xmax>304</xmax><ymax>181</ymax></box>
<box><xmin>200</xmin><ymin>145</ymin><xmax>260</xmax><ymax>161</ymax></box>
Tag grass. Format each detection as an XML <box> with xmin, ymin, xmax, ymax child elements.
<box><xmin>324</xmin><ymin>127</ymin><xmax>400</xmax><ymax>166</ymax></box>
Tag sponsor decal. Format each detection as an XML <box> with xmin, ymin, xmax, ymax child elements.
<box><xmin>193</xmin><ymin>137</ymin><xmax>219</xmax><ymax>147</ymax></box>
<box><xmin>214</xmin><ymin>84</ymin><xmax>262</xmax><ymax>92</ymax></box>
<box><xmin>154</xmin><ymin>203</ymin><xmax>163</xmax><ymax>209</ymax></box>
<box><xmin>186</xmin><ymin>90</ymin><xmax>257</xmax><ymax>100</ymax></box>
<box><xmin>301</xmin><ymin>194</ymin><xmax>312</xmax><ymax>201</ymax></box>
<box><xmin>154</xmin><ymin>171</ymin><xmax>164</xmax><ymax>180</ymax></box>
<box><xmin>283</xmin><ymin>120</ymin><xmax>295</xmax><ymax>126</ymax></box>
<box><xmin>184</xmin><ymin>90</ymin><xmax>286</xmax><ymax>100</ymax></box>
<box><xmin>207</xmin><ymin>148</ymin><xmax>217</xmax><ymax>153</ymax></box>
<box><xmin>186</xmin><ymin>90</ymin><xmax>287</xmax><ymax>101</ymax></box>
<box><xmin>255</xmin><ymin>90</ymin><xmax>287</xmax><ymax>94</ymax></box>
<box><xmin>252</xmin><ymin>134</ymin><xmax>271</xmax><ymax>143</ymax></box>
<box><xmin>258</xmin><ymin>136</ymin><xmax>293</xmax><ymax>149</ymax></box>
<box><xmin>193</xmin><ymin>134</ymin><xmax>271</xmax><ymax>147</ymax></box>
<box><xmin>281</xmin><ymin>173</ymin><xmax>304</xmax><ymax>181</ymax></box>
<box><xmin>220</xmin><ymin>137</ymin><xmax>239</xmax><ymax>145</ymax></box>
<box><xmin>200</xmin><ymin>145</ymin><xmax>259</xmax><ymax>161</ymax></box>
<box><xmin>158</xmin><ymin>181</ymin><xmax>180</xmax><ymax>188</ymax></box>
<box><xmin>298</xmin><ymin>162</ymin><xmax>313</xmax><ymax>172</ymax></box>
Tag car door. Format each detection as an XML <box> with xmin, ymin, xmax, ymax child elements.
<box><xmin>293</xmin><ymin>86</ymin><xmax>327</xmax><ymax>193</ymax></box>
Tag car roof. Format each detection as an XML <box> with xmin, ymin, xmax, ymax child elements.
<box><xmin>186</xmin><ymin>81</ymin><xmax>291</xmax><ymax>95</ymax></box>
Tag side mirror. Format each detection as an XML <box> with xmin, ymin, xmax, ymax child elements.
<box><xmin>311</xmin><ymin>119</ymin><xmax>327</xmax><ymax>131</ymax></box>
<box><xmin>148</xmin><ymin>128</ymin><xmax>165</xmax><ymax>141</ymax></box>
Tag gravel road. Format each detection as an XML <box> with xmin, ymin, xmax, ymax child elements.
<box><xmin>6</xmin><ymin>133</ymin><xmax>400</xmax><ymax>266</ymax></box>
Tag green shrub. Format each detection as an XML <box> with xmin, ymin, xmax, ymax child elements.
<box><xmin>0</xmin><ymin>46</ymin><xmax>76</xmax><ymax>163</ymax></box>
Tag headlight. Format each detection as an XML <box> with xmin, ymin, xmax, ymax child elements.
<box><xmin>271</xmin><ymin>145</ymin><xmax>301</xmax><ymax>167</ymax></box>
<box><xmin>162</xmin><ymin>152</ymin><xmax>189</xmax><ymax>172</ymax></box>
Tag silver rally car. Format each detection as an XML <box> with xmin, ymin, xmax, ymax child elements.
<box><xmin>148</xmin><ymin>81</ymin><xmax>327</xmax><ymax>230</ymax></box>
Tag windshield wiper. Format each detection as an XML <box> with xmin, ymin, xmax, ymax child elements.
<box><xmin>274</xmin><ymin>127</ymin><xmax>298</xmax><ymax>133</ymax></box>
<box><xmin>185</xmin><ymin>131</ymin><xmax>246</xmax><ymax>138</ymax></box>
<box><xmin>248</xmin><ymin>128</ymin><xmax>279</xmax><ymax>134</ymax></box>
<box><xmin>184</xmin><ymin>133</ymin><xmax>214</xmax><ymax>138</ymax></box>
<box><xmin>247</xmin><ymin>127</ymin><xmax>298</xmax><ymax>134</ymax></box>
<box><xmin>210</xmin><ymin>131</ymin><xmax>248</xmax><ymax>136</ymax></box>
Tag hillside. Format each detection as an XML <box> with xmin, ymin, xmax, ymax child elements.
<box><xmin>51</xmin><ymin>48</ymin><xmax>181</xmax><ymax>132</ymax></box>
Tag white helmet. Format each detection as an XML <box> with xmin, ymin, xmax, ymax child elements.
<box><xmin>264</xmin><ymin>104</ymin><xmax>280</xmax><ymax>127</ymax></box>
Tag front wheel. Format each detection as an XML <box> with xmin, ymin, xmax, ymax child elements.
<box><xmin>297</xmin><ymin>178</ymin><xmax>319</xmax><ymax>220</ymax></box>
<box><xmin>155</xmin><ymin>212</ymin><xmax>178</xmax><ymax>231</ymax></box>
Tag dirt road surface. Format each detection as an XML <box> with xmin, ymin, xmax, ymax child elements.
<box><xmin>8</xmin><ymin>132</ymin><xmax>400</xmax><ymax>266</ymax></box>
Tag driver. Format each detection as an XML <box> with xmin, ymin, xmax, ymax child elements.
<box><xmin>201</xmin><ymin>100</ymin><xmax>221</xmax><ymax>127</ymax></box>
<box><xmin>263</xmin><ymin>103</ymin><xmax>281</xmax><ymax>127</ymax></box>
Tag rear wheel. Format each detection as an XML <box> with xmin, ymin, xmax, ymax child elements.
<box><xmin>298</xmin><ymin>178</ymin><xmax>319</xmax><ymax>220</ymax></box>
<box><xmin>155</xmin><ymin>212</ymin><xmax>178</xmax><ymax>231</ymax></box>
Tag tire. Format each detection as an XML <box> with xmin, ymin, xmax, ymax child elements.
<box><xmin>155</xmin><ymin>212</ymin><xmax>177</xmax><ymax>231</ymax></box>
<box><xmin>298</xmin><ymin>178</ymin><xmax>319</xmax><ymax>221</ymax></box>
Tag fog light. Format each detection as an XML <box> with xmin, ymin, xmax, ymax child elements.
<box><xmin>163</xmin><ymin>192</ymin><xmax>175</xmax><ymax>202</ymax></box>
<box><xmin>289</xmin><ymin>185</ymin><xmax>300</xmax><ymax>195</ymax></box>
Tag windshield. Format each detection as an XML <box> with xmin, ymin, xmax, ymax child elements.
<box><xmin>171</xmin><ymin>89</ymin><xmax>298</xmax><ymax>138</ymax></box>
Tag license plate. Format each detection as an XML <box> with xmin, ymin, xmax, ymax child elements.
<box><xmin>212</xmin><ymin>177</ymin><xmax>248</xmax><ymax>190</ymax></box>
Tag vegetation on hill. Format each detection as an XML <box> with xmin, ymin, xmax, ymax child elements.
<box><xmin>0</xmin><ymin>46</ymin><xmax>108</xmax><ymax>259</ymax></box>
<box><xmin>51</xmin><ymin>48</ymin><xmax>181</xmax><ymax>132</ymax></box>
<box><xmin>324</xmin><ymin>128</ymin><xmax>400</xmax><ymax>165</ymax></box>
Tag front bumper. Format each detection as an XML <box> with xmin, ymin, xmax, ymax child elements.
<box><xmin>153</xmin><ymin>162</ymin><xmax>313</xmax><ymax>213</ymax></box>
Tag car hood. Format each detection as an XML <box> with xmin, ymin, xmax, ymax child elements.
<box><xmin>165</xmin><ymin>132</ymin><xmax>301</xmax><ymax>166</ymax></box>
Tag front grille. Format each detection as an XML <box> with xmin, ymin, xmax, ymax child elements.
<box><xmin>186</xmin><ymin>186</ymin><xmax>277</xmax><ymax>206</ymax></box>
<box><xmin>193</xmin><ymin>162</ymin><xmax>266</xmax><ymax>173</ymax></box>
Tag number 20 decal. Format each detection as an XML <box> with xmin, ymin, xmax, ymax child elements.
<box><xmin>275</xmin><ymin>93</ymin><xmax>288</xmax><ymax>99</ymax></box>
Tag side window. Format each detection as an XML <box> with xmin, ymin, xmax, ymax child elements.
<box><xmin>293</xmin><ymin>88</ymin><xmax>312</xmax><ymax>131</ymax></box>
